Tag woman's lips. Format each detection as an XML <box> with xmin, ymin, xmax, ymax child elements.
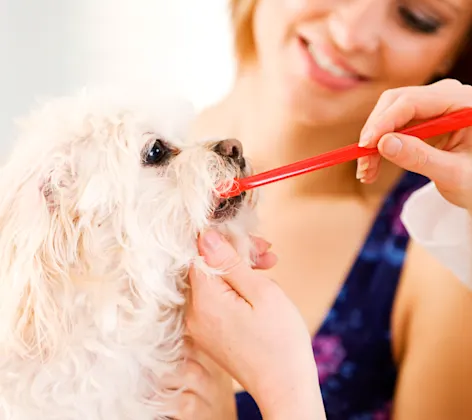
<box><xmin>297</xmin><ymin>37</ymin><xmax>370</xmax><ymax>91</ymax></box>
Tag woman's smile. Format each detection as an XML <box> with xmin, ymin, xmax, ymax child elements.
<box><xmin>296</xmin><ymin>36</ymin><xmax>370</xmax><ymax>91</ymax></box>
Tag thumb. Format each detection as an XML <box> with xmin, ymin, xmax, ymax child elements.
<box><xmin>378</xmin><ymin>133</ymin><xmax>459</xmax><ymax>186</ymax></box>
<box><xmin>198</xmin><ymin>229</ymin><xmax>262</xmax><ymax>303</ymax></box>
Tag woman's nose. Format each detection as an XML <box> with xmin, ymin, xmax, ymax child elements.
<box><xmin>327</xmin><ymin>0</ymin><xmax>386</xmax><ymax>53</ymax></box>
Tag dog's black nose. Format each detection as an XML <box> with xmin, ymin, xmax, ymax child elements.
<box><xmin>214</xmin><ymin>138</ymin><xmax>243</xmax><ymax>160</ymax></box>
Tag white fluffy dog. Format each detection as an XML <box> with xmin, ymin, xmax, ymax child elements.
<box><xmin>0</xmin><ymin>89</ymin><xmax>257</xmax><ymax>419</ymax></box>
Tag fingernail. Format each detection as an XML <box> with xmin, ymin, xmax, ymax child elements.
<box><xmin>359</xmin><ymin>130</ymin><xmax>373</xmax><ymax>147</ymax></box>
<box><xmin>356</xmin><ymin>170</ymin><xmax>367</xmax><ymax>180</ymax></box>
<box><xmin>356</xmin><ymin>161</ymin><xmax>369</xmax><ymax>179</ymax></box>
<box><xmin>201</xmin><ymin>230</ymin><xmax>223</xmax><ymax>252</ymax></box>
<box><xmin>382</xmin><ymin>135</ymin><xmax>403</xmax><ymax>157</ymax></box>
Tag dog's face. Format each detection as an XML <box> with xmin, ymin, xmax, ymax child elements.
<box><xmin>0</xmin><ymin>90</ymin><xmax>257</xmax><ymax>363</ymax></box>
<box><xmin>135</xmin><ymin>126</ymin><xmax>251</xmax><ymax>230</ymax></box>
<box><xmin>27</xmin><ymin>91</ymin><xmax>251</xmax><ymax>225</ymax></box>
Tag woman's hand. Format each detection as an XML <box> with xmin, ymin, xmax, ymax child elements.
<box><xmin>163</xmin><ymin>338</ymin><xmax>237</xmax><ymax>420</ymax></box>
<box><xmin>357</xmin><ymin>79</ymin><xmax>472</xmax><ymax>208</ymax></box>
<box><xmin>161</xmin><ymin>235</ymin><xmax>277</xmax><ymax>420</ymax></box>
<box><xmin>186</xmin><ymin>230</ymin><xmax>326</xmax><ymax>420</ymax></box>
<box><xmin>249</xmin><ymin>235</ymin><xmax>279</xmax><ymax>270</ymax></box>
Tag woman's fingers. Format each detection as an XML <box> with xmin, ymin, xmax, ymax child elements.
<box><xmin>197</xmin><ymin>230</ymin><xmax>266</xmax><ymax>303</ymax></box>
<box><xmin>250</xmin><ymin>235</ymin><xmax>278</xmax><ymax>269</ymax></box>
<box><xmin>377</xmin><ymin>132</ymin><xmax>467</xmax><ymax>186</ymax></box>
<box><xmin>360</xmin><ymin>80</ymin><xmax>472</xmax><ymax>148</ymax></box>
<box><xmin>253</xmin><ymin>251</ymin><xmax>278</xmax><ymax>270</ymax></box>
<box><xmin>356</xmin><ymin>154</ymin><xmax>382</xmax><ymax>183</ymax></box>
<box><xmin>251</xmin><ymin>236</ymin><xmax>272</xmax><ymax>255</ymax></box>
<box><xmin>355</xmin><ymin>80</ymin><xmax>472</xmax><ymax>189</ymax></box>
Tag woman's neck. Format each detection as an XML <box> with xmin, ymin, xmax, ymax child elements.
<box><xmin>200</xmin><ymin>72</ymin><xmax>403</xmax><ymax>199</ymax></box>
<box><xmin>228</xmin><ymin>72</ymin><xmax>361</xmax><ymax>160</ymax></box>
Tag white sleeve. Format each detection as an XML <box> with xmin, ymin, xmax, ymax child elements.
<box><xmin>400</xmin><ymin>182</ymin><xmax>472</xmax><ymax>288</ymax></box>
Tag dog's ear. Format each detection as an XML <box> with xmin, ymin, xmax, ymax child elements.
<box><xmin>0</xmin><ymin>162</ymin><xmax>78</xmax><ymax>361</ymax></box>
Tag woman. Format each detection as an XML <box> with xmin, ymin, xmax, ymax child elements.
<box><xmin>175</xmin><ymin>1</ymin><xmax>472</xmax><ymax>419</ymax></box>
<box><xmin>184</xmin><ymin>82</ymin><xmax>472</xmax><ymax>420</ymax></box>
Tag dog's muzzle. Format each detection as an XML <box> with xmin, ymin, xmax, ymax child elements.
<box><xmin>212</xmin><ymin>138</ymin><xmax>248</xmax><ymax>221</ymax></box>
<box><xmin>213</xmin><ymin>139</ymin><xmax>246</xmax><ymax>172</ymax></box>
<box><xmin>212</xmin><ymin>191</ymin><xmax>247</xmax><ymax>221</ymax></box>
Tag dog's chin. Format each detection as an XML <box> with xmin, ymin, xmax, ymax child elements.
<box><xmin>211</xmin><ymin>191</ymin><xmax>247</xmax><ymax>222</ymax></box>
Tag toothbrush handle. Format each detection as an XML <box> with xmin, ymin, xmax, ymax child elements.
<box><xmin>223</xmin><ymin>108</ymin><xmax>472</xmax><ymax>197</ymax></box>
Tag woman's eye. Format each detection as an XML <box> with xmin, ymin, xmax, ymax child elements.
<box><xmin>144</xmin><ymin>139</ymin><xmax>170</xmax><ymax>166</ymax></box>
<box><xmin>398</xmin><ymin>6</ymin><xmax>442</xmax><ymax>34</ymax></box>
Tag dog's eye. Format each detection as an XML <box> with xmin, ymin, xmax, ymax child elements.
<box><xmin>144</xmin><ymin>139</ymin><xmax>170</xmax><ymax>166</ymax></box>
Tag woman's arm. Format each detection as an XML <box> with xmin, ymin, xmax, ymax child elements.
<box><xmin>357</xmin><ymin>79</ymin><xmax>472</xmax><ymax>290</ymax></box>
<box><xmin>392</xmin><ymin>240</ymin><xmax>472</xmax><ymax>420</ymax></box>
<box><xmin>187</xmin><ymin>230</ymin><xmax>326</xmax><ymax>420</ymax></box>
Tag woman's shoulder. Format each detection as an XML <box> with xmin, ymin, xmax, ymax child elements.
<box><xmin>393</xmin><ymin>233</ymin><xmax>472</xmax><ymax>358</ymax></box>
<box><xmin>391</xmin><ymin>238</ymin><xmax>472</xmax><ymax>419</ymax></box>
<box><xmin>390</xmin><ymin>174</ymin><xmax>471</xmax><ymax>360</ymax></box>
<box><xmin>400</xmin><ymin>238</ymin><xmax>471</xmax><ymax>316</ymax></box>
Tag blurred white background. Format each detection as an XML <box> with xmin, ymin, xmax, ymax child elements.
<box><xmin>1</xmin><ymin>0</ymin><xmax>236</xmax><ymax>155</ymax></box>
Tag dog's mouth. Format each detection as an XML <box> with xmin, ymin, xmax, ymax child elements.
<box><xmin>212</xmin><ymin>191</ymin><xmax>247</xmax><ymax>221</ymax></box>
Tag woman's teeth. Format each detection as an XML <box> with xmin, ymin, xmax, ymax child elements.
<box><xmin>307</xmin><ymin>43</ymin><xmax>358</xmax><ymax>79</ymax></box>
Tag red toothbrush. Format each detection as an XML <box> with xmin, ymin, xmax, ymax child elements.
<box><xmin>220</xmin><ymin>108</ymin><xmax>472</xmax><ymax>198</ymax></box>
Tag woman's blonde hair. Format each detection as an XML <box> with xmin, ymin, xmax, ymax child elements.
<box><xmin>230</xmin><ymin>1</ymin><xmax>472</xmax><ymax>84</ymax></box>
<box><xmin>230</xmin><ymin>0</ymin><xmax>257</xmax><ymax>62</ymax></box>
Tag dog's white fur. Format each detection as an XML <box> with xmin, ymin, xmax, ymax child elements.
<box><xmin>0</xmin><ymin>88</ymin><xmax>257</xmax><ymax>419</ymax></box>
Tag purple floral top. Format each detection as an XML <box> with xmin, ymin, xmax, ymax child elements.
<box><xmin>236</xmin><ymin>172</ymin><xmax>429</xmax><ymax>420</ymax></box>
